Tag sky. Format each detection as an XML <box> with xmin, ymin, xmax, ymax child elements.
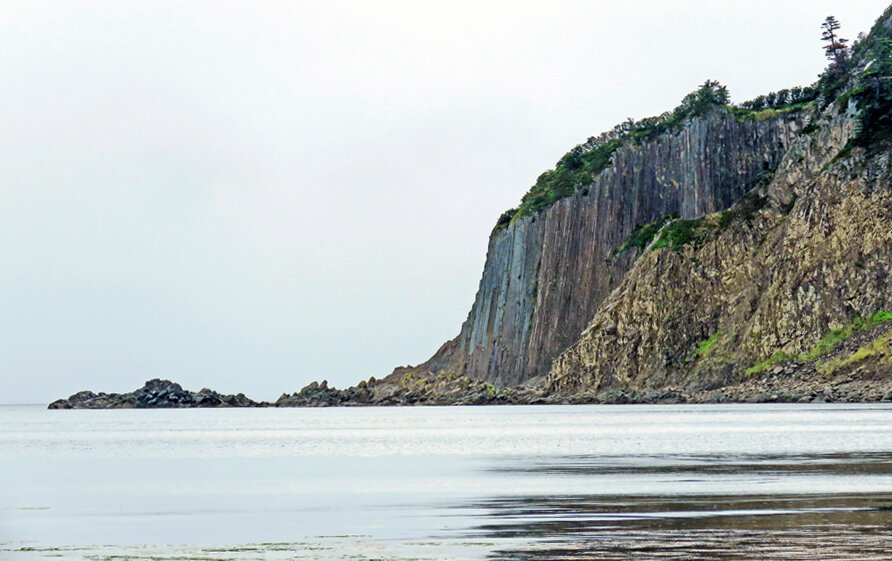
<box><xmin>1</xmin><ymin>0</ymin><xmax>888</xmax><ymax>404</ymax></box>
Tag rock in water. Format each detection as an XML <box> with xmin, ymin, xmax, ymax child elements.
<box><xmin>48</xmin><ymin>379</ymin><xmax>260</xmax><ymax>409</ymax></box>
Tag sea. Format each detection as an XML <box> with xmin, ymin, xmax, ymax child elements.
<box><xmin>2</xmin><ymin>403</ymin><xmax>892</xmax><ymax>560</ymax></box>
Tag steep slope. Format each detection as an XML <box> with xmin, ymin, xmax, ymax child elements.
<box><xmin>283</xmin><ymin>4</ymin><xmax>892</xmax><ymax>405</ymax></box>
<box><xmin>49</xmin><ymin>5</ymin><xmax>892</xmax><ymax>409</ymax></box>
<box><xmin>547</xmin><ymin>7</ymin><xmax>892</xmax><ymax>400</ymax></box>
<box><xmin>410</xmin><ymin>105</ymin><xmax>799</xmax><ymax>387</ymax></box>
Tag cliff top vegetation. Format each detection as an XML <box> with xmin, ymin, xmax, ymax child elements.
<box><xmin>494</xmin><ymin>8</ymin><xmax>892</xmax><ymax>232</ymax></box>
<box><xmin>493</xmin><ymin>81</ymin><xmax>814</xmax><ymax>231</ymax></box>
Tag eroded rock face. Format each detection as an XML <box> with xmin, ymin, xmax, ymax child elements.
<box><xmin>47</xmin><ymin>10</ymin><xmax>892</xmax><ymax>408</ymax></box>
<box><xmin>275</xmin><ymin>380</ymin><xmax>354</xmax><ymax>407</ymax></box>
<box><xmin>546</xmin><ymin>105</ymin><xmax>892</xmax><ymax>397</ymax></box>
<box><xmin>273</xmin><ymin>373</ymin><xmax>548</xmax><ymax>407</ymax></box>
<box><xmin>416</xmin><ymin>110</ymin><xmax>798</xmax><ymax>387</ymax></box>
<box><xmin>47</xmin><ymin>379</ymin><xmax>258</xmax><ymax>409</ymax></box>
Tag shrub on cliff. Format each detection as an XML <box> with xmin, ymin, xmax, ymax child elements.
<box><xmin>496</xmin><ymin>81</ymin><xmax>733</xmax><ymax>230</ymax></box>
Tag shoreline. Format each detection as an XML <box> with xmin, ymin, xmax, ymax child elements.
<box><xmin>47</xmin><ymin>373</ymin><xmax>892</xmax><ymax>409</ymax></box>
<box><xmin>49</xmin><ymin>322</ymin><xmax>892</xmax><ymax>410</ymax></box>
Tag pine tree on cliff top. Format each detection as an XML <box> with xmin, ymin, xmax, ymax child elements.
<box><xmin>822</xmin><ymin>16</ymin><xmax>849</xmax><ymax>67</ymax></box>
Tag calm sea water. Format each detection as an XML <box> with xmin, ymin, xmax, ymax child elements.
<box><xmin>2</xmin><ymin>403</ymin><xmax>892</xmax><ymax>560</ymax></box>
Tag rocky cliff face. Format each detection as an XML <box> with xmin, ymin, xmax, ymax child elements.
<box><xmin>50</xmin><ymin>7</ymin><xmax>892</xmax><ymax>409</ymax></box>
<box><xmin>415</xmin><ymin>111</ymin><xmax>798</xmax><ymax>387</ymax></box>
<box><xmin>547</xmin><ymin>105</ymin><xmax>892</xmax><ymax>398</ymax></box>
<box><xmin>544</xmin><ymin>7</ymin><xmax>892</xmax><ymax>399</ymax></box>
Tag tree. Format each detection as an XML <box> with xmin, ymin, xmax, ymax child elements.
<box><xmin>821</xmin><ymin>16</ymin><xmax>849</xmax><ymax>67</ymax></box>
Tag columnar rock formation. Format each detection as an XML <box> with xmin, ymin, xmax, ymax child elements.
<box><xmin>548</xmin><ymin>107</ymin><xmax>892</xmax><ymax>396</ymax></box>
<box><xmin>50</xmin><ymin>5</ymin><xmax>892</xmax><ymax>408</ymax></box>
<box><xmin>417</xmin><ymin>111</ymin><xmax>798</xmax><ymax>387</ymax></box>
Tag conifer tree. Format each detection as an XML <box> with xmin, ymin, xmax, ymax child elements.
<box><xmin>821</xmin><ymin>16</ymin><xmax>849</xmax><ymax>67</ymax></box>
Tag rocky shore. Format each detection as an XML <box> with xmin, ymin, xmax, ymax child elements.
<box><xmin>275</xmin><ymin>322</ymin><xmax>891</xmax><ymax>406</ymax></box>
<box><xmin>50</xmin><ymin>321</ymin><xmax>892</xmax><ymax>408</ymax></box>
<box><xmin>272</xmin><ymin>371</ymin><xmax>549</xmax><ymax>407</ymax></box>
<box><xmin>47</xmin><ymin>8</ymin><xmax>892</xmax><ymax>413</ymax></box>
<box><xmin>48</xmin><ymin>379</ymin><xmax>259</xmax><ymax>409</ymax></box>
<box><xmin>48</xmin><ymin>375</ymin><xmax>892</xmax><ymax>409</ymax></box>
<box><xmin>553</xmin><ymin>323</ymin><xmax>892</xmax><ymax>405</ymax></box>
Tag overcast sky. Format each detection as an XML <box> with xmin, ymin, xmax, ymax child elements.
<box><xmin>1</xmin><ymin>0</ymin><xmax>887</xmax><ymax>404</ymax></box>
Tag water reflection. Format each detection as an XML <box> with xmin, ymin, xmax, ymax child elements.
<box><xmin>487</xmin><ymin>451</ymin><xmax>892</xmax><ymax>477</ymax></box>
<box><xmin>6</xmin><ymin>404</ymin><xmax>892</xmax><ymax>560</ymax></box>
<box><xmin>458</xmin><ymin>452</ymin><xmax>892</xmax><ymax>560</ymax></box>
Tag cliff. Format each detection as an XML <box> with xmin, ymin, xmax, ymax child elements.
<box><xmin>49</xmin><ymin>6</ymin><xmax>892</xmax><ymax>409</ymax></box>
<box><xmin>383</xmin><ymin>5</ymin><xmax>892</xmax><ymax>399</ymax></box>
<box><xmin>548</xmin><ymin>108</ymin><xmax>891</xmax><ymax>397</ymax></box>
<box><xmin>546</xmin><ymin>8</ymin><xmax>892</xmax><ymax>400</ymax></box>
<box><xmin>409</xmin><ymin>101</ymin><xmax>798</xmax><ymax>387</ymax></box>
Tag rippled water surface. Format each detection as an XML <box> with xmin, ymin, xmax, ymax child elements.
<box><xmin>2</xmin><ymin>403</ymin><xmax>892</xmax><ymax>560</ymax></box>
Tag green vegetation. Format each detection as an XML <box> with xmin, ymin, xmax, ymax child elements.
<box><xmin>510</xmin><ymin>138</ymin><xmax>623</xmax><ymax>221</ymax></box>
<box><xmin>613</xmin><ymin>214</ymin><xmax>676</xmax><ymax>257</ymax></box>
<box><xmin>746</xmin><ymin>311</ymin><xmax>892</xmax><ymax>375</ymax></box>
<box><xmin>870</xmin><ymin>310</ymin><xmax>892</xmax><ymax>323</ymax></box>
<box><xmin>715</xmin><ymin>190</ymin><xmax>770</xmax><ymax>231</ymax></box>
<box><xmin>495</xmin><ymin>81</ymin><xmax>732</xmax><ymax>230</ymax></box>
<box><xmin>746</xmin><ymin>352</ymin><xmax>798</xmax><ymax>375</ymax></box>
<box><xmin>735</xmin><ymin>86</ymin><xmax>819</xmax><ymax>113</ymax></box>
<box><xmin>817</xmin><ymin>66</ymin><xmax>850</xmax><ymax>102</ymax></box>
<box><xmin>818</xmin><ymin>329</ymin><xmax>892</xmax><ymax>375</ymax></box>
<box><xmin>730</xmin><ymin>97</ymin><xmax>817</xmax><ymax>122</ymax></box>
<box><xmin>803</xmin><ymin>310</ymin><xmax>892</xmax><ymax>360</ymax></box>
<box><xmin>803</xmin><ymin>327</ymin><xmax>850</xmax><ymax>362</ymax></box>
<box><xmin>849</xmin><ymin>33</ymin><xmax>892</xmax><ymax>148</ymax></box>
<box><xmin>651</xmin><ymin>217</ymin><xmax>705</xmax><ymax>251</ymax></box>
<box><xmin>399</xmin><ymin>371</ymin><xmax>424</xmax><ymax>390</ymax></box>
<box><xmin>484</xmin><ymin>383</ymin><xmax>497</xmax><ymax>398</ymax></box>
<box><xmin>816</xmin><ymin>8</ymin><xmax>892</xmax><ymax>153</ymax></box>
<box><xmin>730</xmin><ymin>102</ymin><xmax>815</xmax><ymax>122</ymax></box>
<box><xmin>696</xmin><ymin>331</ymin><xmax>722</xmax><ymax>358</ymax></box>
<box><xmin>494</xmin><ymin>208</ymin><xmax>518</xmax><ymax>230</ymax></box>
<box><xmin>718</xmin><ymin>209</ymin><xmax>734</xmax><ymax>229</ymax></box>
<box><xmin>729</xmin><ymin>85</ymin><xmax>817</xmax><ymax>124</ymax></box>
<box><xmin>816</xmin><ymin>16</ymin><xmax>852</xmax><ymax>101</ymax></box>
<box><xmin>626</xmin><ymin>80</ymin><xmax>731</xmax><ymax>143</ymax></box>
<box><xmin>822</xmin><ymin>16</ymin><xmax>850</xmax><ymax>66</ymax></box>
<box><xmin>494</xmin><ymin>8</ymin><xmax>892</xmax><ymax>233</ymax></box>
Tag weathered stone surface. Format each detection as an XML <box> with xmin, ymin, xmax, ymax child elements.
<box><xmin>49</xmin><ymin>8</ymin><xmax>892</xmax><ymax>409</ymax></box>
<box><xmin>48</xmin><ymin>379</ymin><xmax>259</xmax><ymax>409</ymax></box>
<box><xmin>51</xmin><ymin>105</ymin><xmax>891</xmax><ymax>409</ymax></box>
<box><xmin>546</xmin><ymin>102</ymin><xmax>892</xmax><ymax>399</ymax></box>
<box><xmin>412</xmin><ymin>109</ymin><xmax>798</xmax><ymax>387</ymax></box>
<box><xmin>273</xmin><ymin>372</ymin><xmax>549</xmax><ymax>407</ymax></box>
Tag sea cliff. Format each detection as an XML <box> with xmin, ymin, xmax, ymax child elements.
<box><xmin>51</xmin><ymin>5</ymin><xmax>892</xmax><ymax>408</ymax></box>
<box><xmin>416</xmin><ymin>102</ymin><xmax>797</xmax><ymax>388</ymax></box>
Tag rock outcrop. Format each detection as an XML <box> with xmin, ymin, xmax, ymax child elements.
<box><xmin>49</xmin><ymin>6</ymin><xmax>892</xmax><ymax>409</ymax></box>
<box><xmin>547</xmin><ymin>125</ymin><xmax>892</xmax><ymax>397</ymax></box>
<box><xmin>48</xmin><ymin>379</ymin><xmax>258</xmax><ymax>409</ymax></box>
<box><xmin>411</xmin><ymin>107</ymin><xmax>797</xmax><ymax>388</ymax></box>
<box><xmin>546</xmin><ymin>8</ymin><xmax>892</xmax><ymax>400</ymax></box>
<box><xmin>273</xmin><ymin>373</ymin><xmax>548</xmax><ymax>406</ymax></box>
